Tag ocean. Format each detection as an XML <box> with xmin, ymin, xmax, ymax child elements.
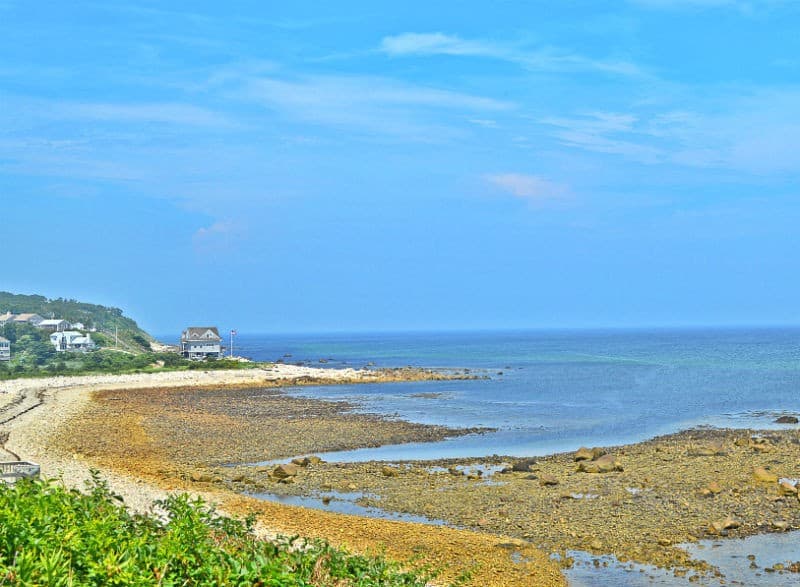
<box><xmin>164</xmin><ymin>327</ymin><xmax>800</xmax><ymax>585</ymax></box>
<box><xmin>219</xmin><ymin>327</ymin><xmax>800</xmax><ymax>462</ymax></box>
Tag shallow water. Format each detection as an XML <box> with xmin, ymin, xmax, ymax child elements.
<box><xmin>248</xmin><ymin>490</ymin><xmax>449</xmax><ymax>526</ymax></box>
<box><xmin>564</xmin><ymin>531</ymin><xmax>800</xmax><ymax>586</ymax></box>
<box><xmin>216</xmin><ymin>328</ymin><xmax>800</xmax><ymax>460</ymax></box>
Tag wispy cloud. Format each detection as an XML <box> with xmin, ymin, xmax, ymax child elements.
<box><xmin>192</xmin><ymin>220</ymin><xmax>242</xmax><ymax>254</ymax></box>
<box><xmin>536</xmin><ymin>90</ymin><xmax>800</xmax><ymax>173</ymax></box>
<box><xmin>236</xmin><ymin>74</ymin><xmax>512</xmax><ymax>139</ymax></box>
<box><xmin>55</xmin><ymin>102</ymin><xmax>237</xmax><ymax>128</ymax></box>
<box><xmin>380</xmin><ymin>32</ymin><xmax>643</xmax><ymax>76</ymax></box>
<box><xmin>486</xmin><ymin>173</ymin><xmax>569</xmax><ymax>203</ymax></box>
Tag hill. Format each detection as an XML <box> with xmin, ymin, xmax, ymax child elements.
<box><xmin>0</xmin><ymin>291</ymin><xmax>153</xmax><ymax>353</ymax></box>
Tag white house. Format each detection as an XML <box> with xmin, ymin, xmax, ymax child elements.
<box><xmin>50</xmin><ymin>331</ymin><xmax>96</xmax><ymax>352</ymax></box>
<box><xmin>180</xmin><ymin>326</ymin><xmax>222</xmax><ymax>360</ymax></box>
<box><xmin>0</xmin><ymin>336</ymin><xmax>10</xmax><ymax>361</ymax></box>
<box><xmin>38</xmin><ymin>319</ymin><xmax>71</xmax><ymax>332</ymax></box>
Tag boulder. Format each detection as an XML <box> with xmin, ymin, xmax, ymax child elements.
<box><xmin>511</xmin><ymin>458</ymin><xmax>537</xmax><ymax>472</ymax></box>
<box><xmin>381</xmin><ymin>466</ymin><xmax>399</xmax><ymax>477</ymax></box>
<box><xmin>700</xmin><ymin>481</ymin><xmax>722</xmax><ymax>497</ymax></box>
<box><xmin>775</xmin><ymin>415</ymin><xmax>799</xmax><ymax>424</ymax></box>
<box><xmin>778</xmin><ymin>480</ymin><xmax>798</xmax><ymax>496</ymax></box>
<box><xmin>753</xmin><ymin>467</ymin><xmax>778</xmax><ymax>484</ymax></box>
<box><xmin>574</xmin><ymin>447</ymin><xmax>594</xmax><ymax>462</ymax></box>
<box><xmin>579</xmin><ymin>453</ymin><xmax>622</xmax><ymax>473</ymax></box>
<box><xmin>538</xmin><ymin>473</ymin><xmax>559</xmax><ymax>486</ymax></box>
<box><xmin>772</xmin><ymin>520</ymin><xmax>790</xmax><ymax>531</ymax></box>
<box><xmin>272</xmin><ymin>463</ymin><xmax>300</xmax><ymax>479</ymax></box>
<box><xmin>709</xmin><ymin>517</ymin><xmax>741</xmax><ymax>535</ymax></box>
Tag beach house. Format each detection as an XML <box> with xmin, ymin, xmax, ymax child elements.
<box><xmin>180</xmin><ymin>326</ymin><xmax>222</xmax><ymax>360</ymax></box>
<box><xmin>12</xmin><ymin>313</ymin><xmax>44</xmax><ymax>327</ymax></box>
<box><xmin>38</xmin><ymin>319</ymin><xmax>71</xmax><ymax>332</ymax></box>
<box><xmin>50</xmin><ymin>331</ymin><xmax>96</xmax><ymax>352</ymax></box>
<box><xmin>0</xmin><ymin>336</ymin><xmax>10</xmax><ymax>361</ymax></box>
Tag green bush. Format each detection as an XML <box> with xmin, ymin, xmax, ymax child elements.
<box><xmin>0</xmin><ymin>473</ymin><xmax>433</xmax><ymax>586</ymax></box>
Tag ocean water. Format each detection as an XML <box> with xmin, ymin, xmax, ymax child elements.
<box><xmin>196</xmin><ymin>328</ymin><xmax>800</xmax><ymax>585</ymax></box>
<box><xmin>223</xmin><ymin>328</ymin><xmax>800</xmax><ymax>461</ymax></box>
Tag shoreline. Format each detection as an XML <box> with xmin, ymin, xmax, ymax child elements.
<box><xmin>0</xmin><ymin>366</ymin><xmax>564</xmax><ymax>587</ymax></box>
<box><xmin>4</xmin><ymin>367</ymin><xmax>800</xmax><ymax>583</ymax></box>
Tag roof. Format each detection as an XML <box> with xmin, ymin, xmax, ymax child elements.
<box><xmin>13</xmin><ymin>313</ymin><xmax>43</xmax><ymax>322</ymax></box>
<box><xmin>181</xmin><ymin>326</ymin><xmax>222</xmax><ymax>341</ymax></box>
<box><xmin>39</xmin><ymin>319</ymin><xmax>67</xmax><ymax>326</ymax></box>
<box><xmin>0</xmin><ymin>336</ymin><xmax>8</xmax><ymax>343</ymax></box>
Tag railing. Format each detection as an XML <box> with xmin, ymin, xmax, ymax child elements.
<box><xmin>0</xmin><ymin>461</ymin><xmax>40</xmax><ymax>482</ymax></box>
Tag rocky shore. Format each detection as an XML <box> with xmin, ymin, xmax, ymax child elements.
<box><xmin>7</xmin><ymin>366</ymin><xmax>799</xmax><ymax>583</ymax></box>
<box><xmin>0</xmin><ymin>366</ymin><xmax>563</xmax><ymax>587</ymax></box>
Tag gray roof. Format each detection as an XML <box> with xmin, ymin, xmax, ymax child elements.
<box><xmin>181</xmin><ymin>326</ymin><xmax>222</xmax><ymax>341</ymax></box>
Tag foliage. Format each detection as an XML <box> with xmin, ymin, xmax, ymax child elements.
<box><xmin>0</xmin><ymin>291</ymin><xmax>152</xmax><ymax>352</ymax></box>
<box><xmin>0</xmin><ymin>474</ymin><xmax>433</xmax><ymax>586</ymax></box>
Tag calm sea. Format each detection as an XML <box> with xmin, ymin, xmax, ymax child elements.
<box><xmin>176</xmin><ymin>328</ymin><xmax>800</xmax><ymax>462</ymax></box>
<box><xmin>165</xmin><ymin>328</ymin><xmax>800</xmax><ymax>585</ymax></box>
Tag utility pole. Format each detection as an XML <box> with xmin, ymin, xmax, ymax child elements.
<box><xmin>230</xmin><ymin>329</ymin><xmax>237</xmax><ymax>358</ymax></box>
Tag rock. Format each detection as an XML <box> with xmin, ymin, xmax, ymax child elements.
<box><xmin>753</xmin><ymin>467</ymin><xmax>778</xmax><ymax>484</ymax></box>
<box><xmin>574</xmin><ymin>447</ymin><xmax>594</xmax><ymax>462</ymax></box>
<box><xmin>306</xmin><ymin>455</ymin><xmax>324</xmax><ymax>465</ymax></box>
<box><xmin>772</xmin><ymin>520</ymin><xmax>790</xmax><ymax>531</ymax></box>
<box><xmin>539</xmin><ymin>473</ymin><xmax>559</xmax><ymax>486</ymax></box>
<box><xmin>591</xmin><ymin>447</ymin><xmax>606</xmax><ymax>459</ymax></box>
<box><xmin>734</xmin><ymin>437</ymin><xmax>750</xmax><ymax>447</ymax></box>
<box><xmin>778</xmin><ymin>480</ymin><xmax>798</xmax><ymax>496</ymax></box>
<box><xmin>271</xmin><ymin>463</ymin><xmax>300</xmax><ymax>479</ymax></box>
<box><xmin>381</xmin><ymin>466</ymin><xmax>399</xmax><ymax>477</ymax></box>
<box><xmin>589</xmin><ymin>539</ymin><xmax>603</xmax><ymax>551</ymax></box>
<box><xmin>752</xmin><ymin>443</ymin><xmax>772</xmax><ymax>453</ymax></box>
<box><xmin>579</xmin><ymin>453</ymin><xmax>622</xmax><ymax>473</ymax></box>
<box><xmin>291</xmin><ymin>457</ymin><xmax>311</xmax><ymax>467</ymax></box>
<box><xmin>189</xmin><ymin>471</ymin><xmax>213</xmax><ymax>483</ymax></box>
<box><xmin>690</xmin><ymin>442</ymin><xmax>726</xmax><ymax>457</ymax></box>
<box><xmin>658</xmin><ymin>538</ymin><xmax>672</xmax><ymax>547</ymax></box>
<box><xmin>775</xmin><ymin>415</ymin><xmax>799</xmax><ymax>424</ymax></box>
<box><xmin>347</xmin><ymin>483</ymin><xmax>358</xmax><ymax>491</ymax></box>
<box><xmin>447</xmin><ymin>466</ymin><xmax>463</xmax><ymax>476</ymax></box>
<box><xmin>709</xmin><ymin>516</ymin><xmax>741</xmax><ymax>535</ymax></box>
<box><xmin>511</xmin><ymin>458</ymin><xmax>537</xmax><ymax>472</ymax></box>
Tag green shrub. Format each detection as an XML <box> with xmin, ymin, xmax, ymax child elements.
<box><xmin>0</xmin><ymin>473</ymin><xmax>434</xmax><ymax>586</ymax></box>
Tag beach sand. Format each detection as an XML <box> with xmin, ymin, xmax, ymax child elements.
<box><xmin>0</xmin><ymin>367</ymin><xmax>565</xmax><ymax>587</ymax></box>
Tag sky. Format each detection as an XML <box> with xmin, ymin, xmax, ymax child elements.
<box><xmin>2</xmin><ymin>0</ymin><xmax>799</xmax><ymax>334</ymax></box>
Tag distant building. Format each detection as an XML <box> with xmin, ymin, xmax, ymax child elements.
<box><xmin>38</xmin><ymin>319</ymin><xmax>71</xmax><ymax>332</ymax></box>
<box><xmin>12</xmin><ymin>313</ymin><xmax>44</xmax><ymax>327</ymax></box>
<box><xmin>180</xmin><ymin>326</ymin><xmax>222</xmax><ymax>360</ymax></box>
<box><xmin>0</xmin><ymin>336</ymin><xmax>9</xmax><ymax>361</ymax></box>
<box><xmin>71</xmin><ymin>322</ymin><xmax>86</xmax><ymax>331</ymax></box>
<box><xmin>50</xmin><ymin>331</ymin><xmax>96</xmax><ymax>352</ymax></box>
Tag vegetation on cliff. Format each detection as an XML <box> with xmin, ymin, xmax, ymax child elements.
<box><xmin>0</xmin><ymin>291</ymin><xmax>153</xmax><ymax>353</ymax></box>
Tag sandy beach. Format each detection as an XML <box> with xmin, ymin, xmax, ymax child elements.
<box><xmin>0</xmin><ymin>367</ymin><xmax>565</xmax><ymax>587</ymax></box>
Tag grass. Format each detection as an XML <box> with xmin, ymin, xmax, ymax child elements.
<box><xmin>0</xmin><ymin>473</ymin><xmax>438</xmax><ymax>586</ymax></box>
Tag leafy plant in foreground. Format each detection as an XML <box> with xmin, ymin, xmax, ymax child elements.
<box><xmin>0</xmin><ymin>473</ymin><xmax>435</xmax><ymax>586</ymax></box>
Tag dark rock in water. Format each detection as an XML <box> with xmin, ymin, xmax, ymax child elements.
<box><xmin>775</xmin><ymin>415</ymin><xmax>799</xmax><ymax>424</ymax></box>
<box><xmin>512</xmin><ymin>458</ymin><xmax>537</xmax><ymax>472</ymax></box>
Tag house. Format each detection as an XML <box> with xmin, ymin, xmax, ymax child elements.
<box><xmin>38</xmin><ymin>319</ymin><xmax>71</xmax><ymax>332</ymax></box>
<box><xmin>0</xmin><ymin>312</ymin><xmax>13</xmax><ymax>326</ymax></box>
<box><xmin>180</xmin><ymin>326</ymin><xmax>222</xmax><ymax>360</ymax></box>
<box><xmin>0</xmin><ymin>336</ymin><xmax>9</xmax><ymax>361</ymax></box>
<box><xmin>50</xmin><ymin>331</ymin><xmax>96</xmax><ymax>352</ymax></box>
<box><xmin>71</xmin><ymin>322</ymin><xmax>86</xmax><ymax>331</ymax></box>
<box><xmin>12</xmin><ymin>313</ymin><xmax>44</xmax><ymax>327</ymax></box>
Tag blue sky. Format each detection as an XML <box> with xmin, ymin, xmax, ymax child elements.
<box><xmin>2</xmin><ymin>0</ymin><xmax>799</xmax><ymax>334</ymax></box>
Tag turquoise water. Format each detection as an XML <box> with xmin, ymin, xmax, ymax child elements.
<box><xmin>228</xmin><ymin>328</ymin><xmax>800</xmax><ymax>460</ymax></box>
